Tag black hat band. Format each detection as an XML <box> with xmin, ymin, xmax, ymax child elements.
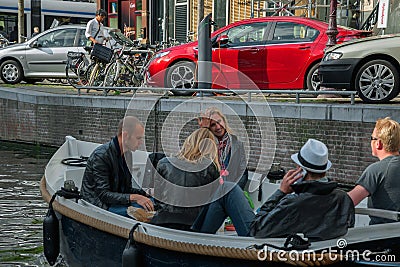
<box><xmin>298</xmin><ymin>151</ymin><xmax>327</xmax><ymax>170</ymax></box>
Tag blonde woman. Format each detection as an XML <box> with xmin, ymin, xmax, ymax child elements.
<box><xmin>198</xmin><ymin>107</ymin><xmax>248</xmax><ymax>189</ymax></box>
<box><xmin>151</xmin><ymin>128</ymin><xmax>221</xmax><ymax>230</ymax></box>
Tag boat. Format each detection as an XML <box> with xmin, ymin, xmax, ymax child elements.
<box><xmin>40</xmin><ymin>136</ymin><xmax>400</xmax><ymax>267</ymax></box>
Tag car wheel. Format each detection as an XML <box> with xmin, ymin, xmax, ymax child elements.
<box><xmin>0</xmin><ymin>60</ymin><xmax>23</xmax><ymax>84</ymax></box>
<box><xmin>306</xmin><ymin>63</ymin><xmax>320</xmax><ymax>91</ymax></box>
<box><xmin>355</xmin><ymin>59</ymin><xmax>400</xmax><ymax>103</ymax></box>
<box><xmin>166</xmin><ymin>61</ymin><xmax>196</xmax><ymax>96</ymax></box>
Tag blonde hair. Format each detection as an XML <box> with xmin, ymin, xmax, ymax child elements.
<box><xmin>375</xmin><ymin>117</ymin><xmax>400</xmax><ymax>152</ymax></box>
<box><xmin>177</xmin><ymin>128</ymin><xmax>221</xmax><ymax>170</ymax></box>
<box><xmin>202</xmin><ymin>107</ymin><xmax>232</xmax><ymax>134</ymax></box>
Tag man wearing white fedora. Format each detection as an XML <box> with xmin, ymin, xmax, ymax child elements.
<box><xmin>192</xmin><ymin>139</ymin><xmax>355</xmax><ymax>241</ymax></box>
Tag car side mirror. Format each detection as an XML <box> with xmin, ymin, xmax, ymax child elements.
<box><xmin>215</xmin><ymin>34</ymin><xmax>229</xmax><ymax>46</ymax></box>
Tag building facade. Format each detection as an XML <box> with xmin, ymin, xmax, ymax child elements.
<box><xmin>101</xmin><ymin>0</ymin><xmax>270</xmax><ymax>44</ymax></box>
<box><xmin>100</xmin><ymin>0</ymin><xmax>396</xmax><ymax>44</ymax></box>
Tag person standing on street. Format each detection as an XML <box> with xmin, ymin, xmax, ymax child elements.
<box><xmin>31</xmin><ymin>26</ymin><xmax>40</xmax><ymax>38</ymax></box>
<box><xmin>85</xmin><ymin>9</ymin><xmax>107</xmax><ymax>46</ymax></box>
<box><xmin>9</xmin><ymin>26</ymin><xmax>18</xmax><ymax>43</ymax></box>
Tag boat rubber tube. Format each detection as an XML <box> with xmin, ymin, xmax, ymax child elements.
<box><xmin>43</xmin><ymin>195</ymin><xmax>60</xmax><ymax>266</ymax></box>
<box><xmin>122</xmin><ymin>223</ymin><xmax>142</xmax><ymax>266</ymax></box>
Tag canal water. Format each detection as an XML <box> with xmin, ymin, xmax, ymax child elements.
<box><xmin>0</xmin><ymin>141</ymin><xmax>58</xmax><ymax>266</ymax></box>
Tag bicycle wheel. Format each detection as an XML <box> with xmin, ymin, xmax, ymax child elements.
<box><xmin>76</xmin><ymin>59</ymin><xmax>89</xmax><ymax>86</ymax></box>
<box><xmin>86</xmin><ymin>62</ymin><xmax>104</xmax><ymax>92</ymax></box>
<box><xmin>104</xmin><ymin>62</ymin><xmax>118</xmax><ymax>87</ymax></box>
<box><xmin>104</xmin><ymin>62</ymin><xmax>132</xmax><ymax>93</ymax></box>
<box><xmin>66</xmin><ymin>52</ymin><xmax>88</xmax><ymax>88</ymax></box>
<box><xmin>65</xmin><ymin>62</ymin><xmax>80</xmax><ymax>87</ymax></box>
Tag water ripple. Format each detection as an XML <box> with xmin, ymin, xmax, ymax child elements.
<box><xmin>0</xmin><ymin>141</ymin><xmax>56</xmax><ymax>266</ymax></box>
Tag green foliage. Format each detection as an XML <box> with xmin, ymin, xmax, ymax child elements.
<box><xmin>0</xmin><ymin>246</ymin><xmax>43</xmax><ymax>262</ymax></box>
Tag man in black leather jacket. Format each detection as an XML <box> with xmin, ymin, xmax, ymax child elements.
<box><xmin>81</xmin><ymin>116</ymin><xmax>154</xmax><ymax>217</ymax></box>
<box><xmin>193</xmin><ymin>139</ymin><xmax>355</xmax><ymax>241</ymax></box>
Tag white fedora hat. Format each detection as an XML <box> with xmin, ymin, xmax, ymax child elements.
<box><xmin>291</xmin><ymin>139</ymin><xmax>332</xmax><ymax>173</ymax></box>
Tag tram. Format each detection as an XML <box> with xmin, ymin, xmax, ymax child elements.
<box><xmin>0</xmin><ymin>0</ymin><xmax>96</xmax><ymax>40</ymax></box>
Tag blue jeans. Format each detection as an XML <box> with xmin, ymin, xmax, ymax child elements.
<box><xmin>192</xmin><ymin>182</ymin><xmax>255</xmax><ymax>236</ymax></box>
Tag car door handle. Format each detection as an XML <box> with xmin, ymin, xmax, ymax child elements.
<box><xmin>249</xmin><ymin>48</ymin><xmax>259</xmax><ymax>53</ymax></box>
<box><xmin>299</xmin><ymin>46</ymin><xmax>311</xmax><ymax>50</ymax></box>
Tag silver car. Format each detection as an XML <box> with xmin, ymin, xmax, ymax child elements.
<box><xmin>0</xmin><ymin>25</ymin><xmax>123</xmax><ymax>84</ymax></box>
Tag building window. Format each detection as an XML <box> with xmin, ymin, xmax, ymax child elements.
<box><xmin>175</xmin><ymin>0</ymin><xmax>188</xmax><ymax>42</ymax></box>
<box><xmin>214</xmin><ymin>0</ymin><xmax>228</xmax><ymax>29</ymax></box>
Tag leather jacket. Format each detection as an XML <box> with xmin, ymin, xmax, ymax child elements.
<box><xmin>250</xmin><ymin>180</ymin><xmax>355</xmax><ymax>241</ymax></box>
<box><xmin>151</xmin><ymin>157</ymin><xmax>220</xmax><ymax>229</ymax></box>
<box><xmin>81</xmin><ymin>136</ymin><xmax>145</xmax><ymax>210</ymax></box>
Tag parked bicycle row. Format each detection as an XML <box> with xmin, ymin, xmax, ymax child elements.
<box><xmin>65</xmin><ymin>31</ymin><xmax>157</xmax><ymax>95</ymax></box>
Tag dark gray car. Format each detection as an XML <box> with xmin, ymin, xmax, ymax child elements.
<box><xmin>319</xmin><ymin>34</ymin><xmax>400</xmax><ymax>103</ymax></box>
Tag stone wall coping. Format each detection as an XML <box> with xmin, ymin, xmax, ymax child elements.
<box><xmin>1</xmin><ymin>87</ymin><xmax>399</xmax><ymax>123</ymax></box>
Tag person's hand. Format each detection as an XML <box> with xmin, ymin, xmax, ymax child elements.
<box><xmin>279</xmin><ymin>167</ymin><xmax>303</xmax><ymax>194</ymax></box>
<box><xmin>131</xmin><ymin>194</ymin><xmax>154</xmax><ymax>211</ymax></box>
<box><xmin>198</xmin><ymin>115</ymin><xmax>211</xmax><ymax>128</ymax></box>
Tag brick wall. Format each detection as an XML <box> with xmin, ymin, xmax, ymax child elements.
<box><xmin>2</xmin><ymin>89</ymin><xmax>398</xmax><ymax>185</ymax></box>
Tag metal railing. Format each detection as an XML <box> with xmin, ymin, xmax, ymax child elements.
<box><xmin>77</xmin><ymin>86</ymin><xmax>359</xmax><ymax>105</ymax></box>
<box><xmin>361</xmin><ymin>3</ymin><xmax>379</xmax><ymax>31</ymax></box>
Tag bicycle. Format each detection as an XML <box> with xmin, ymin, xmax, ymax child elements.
<box><xmin>85</xmin><ymin>42</ymin><xmax>114</xmax><ymax>95</ymax></box>
<box><xmin>103</xmin><ymin>43</ymin><xmax>154</xmax><ymax>91</ymax></box>
<box><xmin>65</xmin><ymin>48</ymin><xmax>90</xmax><ymax>91</ymax></box>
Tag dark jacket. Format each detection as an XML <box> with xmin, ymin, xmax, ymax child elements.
<box><xmin>250</xmin><ymin>180</ymin><xmax>355</xmax><ymax>241</ymax></box>
<box><xmin>225</xmin><ymin>134</ymin><xmax>248</xmax><ymax>189</ymax></box>
<box><xmin>151</xmin><ymin>157</ymin><xmax>220</xmax><ymax>229</ymax></box>
<box><xmin>81</xmin><ymin>136</ymin><xmax>145</xmax><ymax>210</ymax></box>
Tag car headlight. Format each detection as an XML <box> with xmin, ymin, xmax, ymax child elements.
<box><xmin>323</xmin><ymin>52</ymin><xmax>343</xmax><ymax>61</ymax></box>
<box><xmin>153</xmin><ymin>51</ymin><xmax>170</xmax><ymax>60</ymax></box>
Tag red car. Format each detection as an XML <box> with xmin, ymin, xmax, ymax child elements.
<box><xmin>145</xmin><ymin>17</ymin><xmax>370</xmax><ymax>95</ymax></box>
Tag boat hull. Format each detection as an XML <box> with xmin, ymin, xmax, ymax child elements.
<box><xmin>60</xmin><ymin>215</ymin><xmax>289</xmax><ymax>267</ymax></box>
<box><xmin>43</xmin><ymin>137</ymin><xmax>400</xmax><ymax>267</ymax></box>
<box><xmin>59</xmin><ymin>214</ymin><xmax>400</xmax><ymax>267</ymax></box>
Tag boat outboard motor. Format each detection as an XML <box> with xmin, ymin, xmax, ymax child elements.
<box><xmin>259</xmin><ymin>163</ymin><xmax>285</xmax><ymax>201</ymax></box>
<box><xmin>122</xmin><ymin>223</ymin><xmax>142</xmax><ymax>267</ymax></box>
<box><xmin>267</xmin><ymin>163</ymin><xmax>285</xmax><ymax>182</ymax></box>
<box><xmin>43</xmin><ymin>180</ymin><xmax>81</xmax><ymax>266</ymax></box>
